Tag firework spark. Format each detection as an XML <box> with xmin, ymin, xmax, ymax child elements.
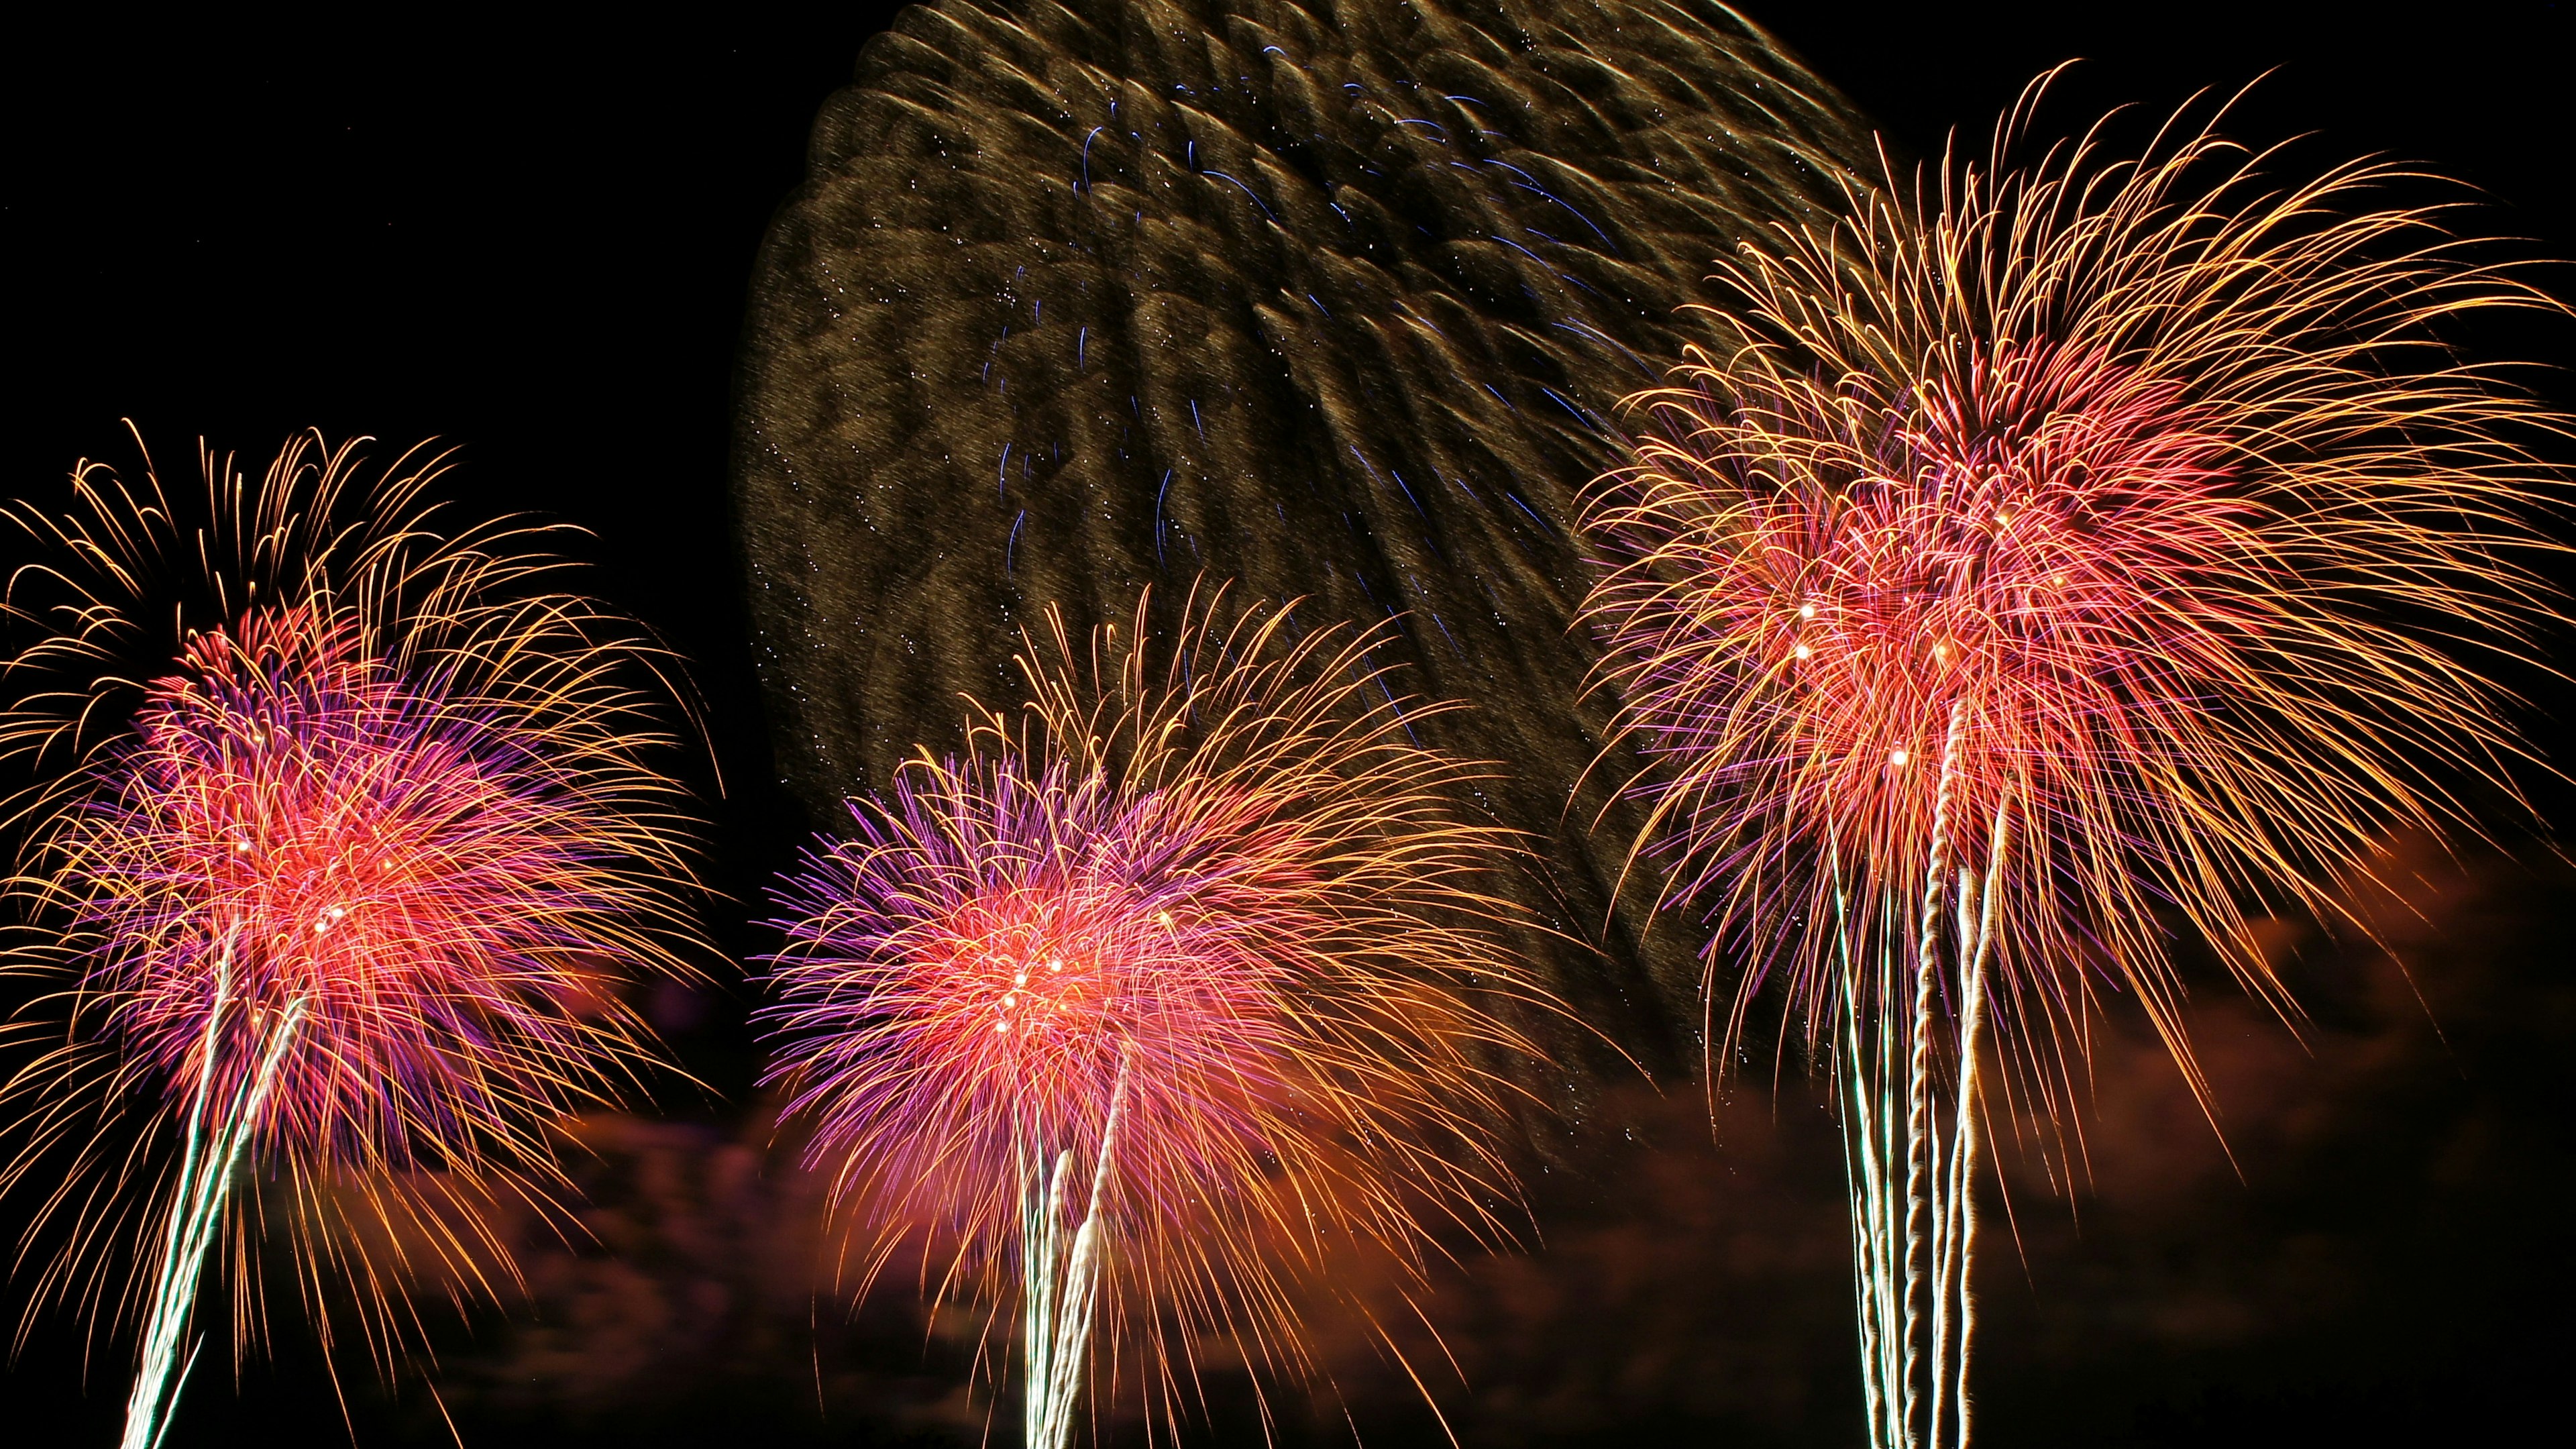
<box><xmin>1582</xmin><ymin>76</ymin><xmax>2563</xmax><ymax>1448</ymax></box>
<box><xmin>763</xmin><ymin>585</ymin><xmax>1541</xmax><ymax>1446</ymax></box>
<box><xmin>0</xmin><ymin>433</ymin><xmax>704</xmax><ymax>1444</ymax></box>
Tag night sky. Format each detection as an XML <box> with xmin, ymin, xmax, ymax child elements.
<box><xmin>7</xmin><ymin>5</ymin><xmax>2573</xmax><ymax>1446</ymax></box>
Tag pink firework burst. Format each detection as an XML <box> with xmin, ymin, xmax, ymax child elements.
<box><xmin>56</xmin><ymin>601</ymin><xmax>667</xmax><ymax>1177</ymax></box>
<box><xmin>1585</xmin><ymin>82</ymin><xmax>2564</xmax><ymax>1096</ymax></box>
<box><xmin>1580</xmin><ymin>76</ymin><xmax>2564</xmax><ymax>1448</ymax></box>
<box><xmin>763</xmin><ymin>587</ymin><xmax>1542</xmax><ymax>1444</ymax></box>
<box><xmin>1</xmin><ymin>433</ymin><xmax>704</xmax><ymax>1434</ymax></box>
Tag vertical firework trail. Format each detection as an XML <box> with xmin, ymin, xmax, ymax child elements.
<box><xmin>763</xmin><ymin>585</ymin><xmax>1545</xmax><ymax>1448</ymax></box>
<box><xmin>0</xmin><ymin>434</ymin><xmax>705</xmax><ymax>1445</ymax></box>
<box><xmin>1582</xmin><ymin>76</ymin><xmax>2563</xmax><ymax>1447</ymax></box>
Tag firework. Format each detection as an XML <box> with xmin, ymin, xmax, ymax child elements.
<box><xmin>736</xmin><ymin>3</ymin><xmax>1876</xmax><ymax>1066</ymax></box>
<box><xmin>1582</xmin><ymin>76</ymin><xmax>2562</xmax><ymax>1448</ymax></box>
<box><xmin>763</xmin><ymin>585</ymin><xmax>1540</xmax><ymax>1447</ymax></box>
<box><xmin>0</xmin><ymin>433</ymin><xmax>704</xmax><ymax>1446</ymax></box>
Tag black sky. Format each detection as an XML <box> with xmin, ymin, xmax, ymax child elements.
<box><xmin>6</xmin><ymin>5</ymin><xmax>2571</xmax><ymax>1446</ymax></box>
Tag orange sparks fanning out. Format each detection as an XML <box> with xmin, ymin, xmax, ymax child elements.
<box><xmin>1581</xmin><ymin>74</ymin><xmax>2565</xmax><ymax>1449</ymax></box>
<box><xmin>763</xmin><ymin>585</ymin><xmax>1547</xmax><ymax>1447</ymax></box>
<box><xmin>0</xmin><ymin>433</ymin><xmax>706</xmax><ymax>1443</ymax></box>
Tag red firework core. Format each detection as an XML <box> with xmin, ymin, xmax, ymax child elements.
<box><xmin>66</xmin><ymin>606</ymin><xmax>614</xmax><ymax>1164</ymax></box>
<box><xmin>1664</xmin><ymin>341</ymin><xmax>2249</xmax><ymax>845</ymax></box>
<box><xmin>885</xmin><ymin>861</ymin><xmax>1281</xmax><ymax>1155</ymax></box>
<box><xmin>912</xmin><ymin>890</ymin><xmax>1120</xmax><ymax>1067</ymax></box>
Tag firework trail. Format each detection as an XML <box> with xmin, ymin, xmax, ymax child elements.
<box><xmin>1582</xmin><ymin>75</ymin><xmax>2563</xmax><ymax>1447</ymax></box>
<box><xmin>763</xmin><ymin>584</ymin><xmax>1542</xmax><ymax>1448</ymax></box>
<box><xmin>0</xmin><ymin>433</ymin><xmax>705</xmax><ymax>1446</ymax></box>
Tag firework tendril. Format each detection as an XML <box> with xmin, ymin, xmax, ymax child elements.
<box><xmin>0</xmin><ymin>433</ymin><xmax>705</xmax><ymax>1446</ymax></box>
<box><xmin>1582</xmin><ymin>76</ymin><xmax>2563</xmax><ymax>1448</ymax></box>
<box><xmin>763</xmin><ymin>585</ymin><xmax>1542</xmax><ymax>1448</ymax></box>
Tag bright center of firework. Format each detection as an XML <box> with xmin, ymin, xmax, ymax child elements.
<box><xmin>983</xmin><ymin>949</ymin><xmax>1086</xmax><ymax>1034</ymax></box>
<box><xmin>63</xmin><ymin>606</ymin><xmax>623</xmax><ymax>1159</ymax></box>
<box><xmin>914</xmin><ymin>897</ymin><xmax>1132</xmax><ymax>1058</ymax></box>
<box><xmin>1619</xmin><ymin>338</ymin><xmax>2257</xmax><ymax>840</ymax></box>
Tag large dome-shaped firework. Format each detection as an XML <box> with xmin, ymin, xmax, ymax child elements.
<box><xmin>734</xmin><ymin>0</ymin><xmax>1874</xmax><ymax>1061</ymax></box>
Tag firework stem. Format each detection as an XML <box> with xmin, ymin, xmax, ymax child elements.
<box><xmin>1831</xmin><ymin>849</ymin><xmax>1907</xmax><ymax>1449</ymax></box>
<box><xmin>121</xmin><ymin>953</ymin><xmax>307</xmax><ymax>1449</ymax></box>
<box><xmin>1948</xmin><ymin>802</ymin><xmax>2008</xmax><ymax>1449</ymax></box>
<box><xmin>1024</xmin><ymin>1046</ymin><xmax>1131</xmax><ymax>1449</ymax></box>
<box><xmin>1917</xmin><ymin>703</ymin><xmax>1967</xmax><ymax>1445</ymax></box>
<box><xmin>1839</xmin><ymin>706</ymin><xmax>1997</xmax><ymax>1449</ymax></box>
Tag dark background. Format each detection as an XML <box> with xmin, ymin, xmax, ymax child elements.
<box><xmin>6</xmin><ymin>3</ymin><xmax>2570</xmax><ymax>1446</ymax></box>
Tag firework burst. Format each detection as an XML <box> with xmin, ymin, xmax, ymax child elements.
<box><xmin>1582</xmin><ymin>76</ymin><xmax>2563</xmax><ymax>1448</ymax></box>
<box><xmin>0</xmin><ymin>433</ymin><xmax>704</xmax><ymax>1444</ymax></box>
<box><xmin>763</xmin><ymin>585</ymin><xmax>1541</xmax><ymax>1447</ymax></box>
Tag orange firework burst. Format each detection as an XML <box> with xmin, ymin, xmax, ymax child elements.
<box><xmin>763</xmin><ymin>586</ymin><xmax>1540</xmax><ymax>1445</ymax></box>
<box><xmin>0</xmin><ymin>433</ymin><xmax>704</xmax><ymax>1439</ymax></box>
<box><xmin>1581</xmin><ymin>77</ymin><xmax>2563</xmax><ymax>1448</ymax></box>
